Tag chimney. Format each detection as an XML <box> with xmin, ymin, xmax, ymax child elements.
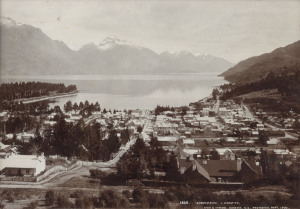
<box><xmin>237</xmin><ymin>158</ymin><xmax>242</xmax><ymax>172</ymax></box>
<box><xmin>192</xmin><ymin>161</ymin><xmax>197</xmax><ymax>171</ymax></box>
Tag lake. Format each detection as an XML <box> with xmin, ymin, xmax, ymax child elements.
<box><xmin>1</xmin><ymin>73</ymin><xmax>227</xmax><ymax>110</ymax></box>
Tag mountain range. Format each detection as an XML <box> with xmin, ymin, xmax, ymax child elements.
<box><xmin>0</xmin><ymin>17</ymin><xmax>233</xmax><ymax>76</ymax></box>
<box><xmin>220</xmin><ymin>40</ymin><xmax>300</xmax><ymax>83</ymax></box>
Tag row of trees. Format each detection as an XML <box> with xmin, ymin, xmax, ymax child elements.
<box><xmin>154</xmin><ymin>105</ymin><xmax>175</xmax><ymax>116</ymax></box>
<box><xmin>63</xmin><ymin>100</ymin><xmax>125</xmax><ymax>118</ymax></box>
<box><xmin>14</xmin><ymin>113</ymin><xmax>130</xmax><ymax>161</ymax></box>
<box><xmin>44</xmin><ymin>188</ymin><xmax>171</xmax><ymax>209</ymax></box>
<box><xmin>0</xmin><ymin>82</ymin><xmax>77</xmax><ymax>101</ymax></box>
<box><xmin>63</xmin><ymin>100</ymin><xmax>100</xmax><ymax>114</ymax></box>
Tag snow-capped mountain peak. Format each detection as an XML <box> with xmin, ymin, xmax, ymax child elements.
<box><xmin>97</xmin><ymin>35</ymin><xmax>142</xmax><ymax>50</ymax></box>
<box><xmin>0</xmin><ymin>17</ymin><xmax>22</xmax><ymax>26</ymax></box>
<box><xmin>161</xmin><ymin>50</ymin><xmax>195</xmax><ymax>57</ymax></box>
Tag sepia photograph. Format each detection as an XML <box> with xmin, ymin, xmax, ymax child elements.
<box><xmin>0</xmin><ymin>0</ymin><xmax>300</xmax><ymax>208</ymax></box>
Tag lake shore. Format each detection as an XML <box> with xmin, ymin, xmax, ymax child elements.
<box><xmin>12</xmin><ymin>91</ymin><xmax>78</xmax><ymax>104</ymax></box>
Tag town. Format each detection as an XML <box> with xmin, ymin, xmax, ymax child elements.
<box><xmin>0</xmin><ymin>82</ymin><xmax>299</xmax><ymax>209</ymax></box>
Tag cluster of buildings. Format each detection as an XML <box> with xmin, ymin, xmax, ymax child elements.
<box><xmin>145</xmin><ymin>97</ymin><xmax>299</xmax><ymax>184</ymax></box>
<box><xmin>0</xmin><ymin>107</ymin><xmax>149</xmax><ymax>179</ymax></box>
<box><xmin>0</xmin><ymin>94</ymin><xmax>299</xmax><ymax>185</ymax></box>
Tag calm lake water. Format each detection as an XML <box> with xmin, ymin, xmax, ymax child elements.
<box><xmin>1</xmin><ymin>74</ymin><xmax>227</xmax><ymax>110</ymax></box>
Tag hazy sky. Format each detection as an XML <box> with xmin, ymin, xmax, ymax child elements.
<box><xmin>1</xmin><ymin>0</ymin><xmax>299</xmax><ymax>63</ymax></box>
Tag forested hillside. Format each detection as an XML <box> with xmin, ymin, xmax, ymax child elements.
<box><xmin>220</xmin><ymin>69</ymin><xmax>300</xmax><ymax>113</ymax></box>
<box><xmin>220</xmin><ymin>40</ymin><xmax>300</xmax><ymax>83</ymax></box>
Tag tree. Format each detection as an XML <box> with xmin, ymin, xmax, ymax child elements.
<box><xmin>45</xmin><ymin>191</ymin><xmax>55</xmax><ymax>206</ymax></box>
<box><xmin>181</xmin><ymin>106</ymin><xmax>189</xmax><ymax>116</ymax></box>
<box><xmin>75</xmin><ymin>197</ymin><xmax>94</xmax><ymax>209</ymax></box>
<box><xmin>56</xmin><ymin>195</ymin><xmax>73</xmax><ymax>208</ymax></box>
<box><xmin>201</xmin><ymin>147</ymin><xmax>209</xmax><ymax>159</ymax></box>
<box><xmin>98</xmin><ymin>189</ymin><xmax>129</xmax><ymax>208</ymax></box>
<box><xmin>210</xmin><ymin>149</ymin><xmax>220</xmax><ymax>160</ymax></box>
<box><xmin>73</xmin><ymin>102</ymin><xmax>79</xmax><ymax>113</ymax></box>
<box><xmin>25</xmin><ymin>201</ymin><xmax>39</xmax><ymax>209</ymax></box>
<box><xmin>95</xmin><ymin>101</ymin><xmax>100</xmax><ymax>111</ymax></box>
<box><xmin>132</xmin><ymin>188</ymin><xmax>149</xmax><ymax>204</ymax></box>
<box><xmin>148</xmin><ymin>193</ymin><xmax>169</xmax><ymax>209</ymax></box>
<box><xmin>120</xmin><ymin>129</ymin><xmax>130</xmax><ymax>144</ymax></box>
<box><xmin>117</xmin><ymin>138</ymin><xmax>148</xmax><ymax>180</ymax></box>
<box><xmin>259</xmin><ymin>132</ymin><xmax>269</xmax><ymax>146</ymax></box>
<box><xmin>149</xmin><ymin>137</ymin><xmax>160</xmax><ymax>148</ymax></box>
<box><xmin>260</xmin><ymin>148</ymin><xmax>268</xmax><ymax>175</ymax></box>
<box><xmin>107</xmin><ymin>130</ymin><xmax>121</xmax><ymax>154</ymax></box>
<box><xmin>79</xmin><ymin>102</ymin><xmax>84</xmax><ymax>110</ymax></box>
<box><xmin>54</xmin><ymin>105</ymin><xmax>62</xmax><ymax>114</ymax></box>
<box><xmin>64</xmin><ymin>100</ymin><xmax>72</xmax><ymax>113</ymax></box>
<box><xmin>212</xmin><ymin>88</ymin><xmax>219</xmax><ymax>100</ymax></box>
<box><xmin>165</xmin><ymin>153</ymin><xmax>179</xmax><ymax>181</ymax></box>
<box><xmin>137</xmin><ymin>126</ymin><xmax>143</xmax><ymax>133</ymax></box>
<box><xmin>84</xmin><ymin>100</ymin><xmax>89</xmax><ymax>108</ymax></box>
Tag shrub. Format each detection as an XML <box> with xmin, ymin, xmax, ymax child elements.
<box><xmin>98</xmin><ymin>189</ymin><xmax>130</xmax><ymax>208</ymax></box>
<box><xmin>89</xmin><ymin>169</ymin><xmax>105</xmax><ymax>178</ymax></box>
<box><xmin>75</xmin><ymin>197</ymin><xmax>94</xmax><ymax>209</ymax></box>
<box><xmin>234</xmin><ymin>192</ymin><xmax>245</xmax><ymax>205</ymax></box>
<box><xmin>56</xmin><ymin>195</ymin><xmax>74</xmax><ymax>208</ymax></box>
<box><xmin>148</xmin><ymin>193</ymin><xmax>169</xmax><ymax>208</ymax></box>
<box><xmin>7</xmin><ymin>192</ymin><xmax>14</xmax><ymax>203</ymax></box>
<box><xmin>119</xmin><ymin>196</ymin><xmax>130</xmax><ymax>208</ymax></box>
<box><xmin>98</xmin><ymin>189</ymin><xmax>120</xmax><ymax>208</ymax></box>
<box><xmin>165</xmin><ymin>190</ymin><xmax>178</xmax><ymax>202</ymax></box>
<box><xmin>24</xmin><ymin>201</ymin><xmax>39</xmax><ymax>209</ymax></box>
<box><xmin>0</xmin><ymin>198</ymin><xmax>4</xmax><ymax>209</ymax></box>
<box><xmin>70</xmin><ymin>190</ymin><xmax>84</xmax><ymax>198</ymax></box>
<box><xmin>122</xmin><ymin>190</ymin><xmax>131</xmax><ymax>200</ymax></box>
<box><xmin>200</xmin><ymin>189</ymin><xmax>215</xmax><ymax>202</ymax></box>
<box><xmin>132</xmin><ymin>188</ymin><xmax>149</xmax><ymax>203</ymax></box>
<box><xmin>271</xmin><ymin>192</ymin><xmax>288</xmax><ymax>206</ymax></box>
<box><xmin>45</xmin><ymin>190</ymin><xmax>55</xmax><ymax>205</ymax></box>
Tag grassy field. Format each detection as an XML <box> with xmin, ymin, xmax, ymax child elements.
<box><xmin>58</xmin><ymin>176</ymin><xmax>100</xmax><ymax>188</ymax></box>
<box><xmin>237</xmin><ymin>88</ymin><xmax>282</xmax><ymax>100</ymax></box>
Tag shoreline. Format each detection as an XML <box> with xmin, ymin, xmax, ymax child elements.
<box><xmin>12</xmin><ymin>91</ymin><xmax>78</xmax><ymax>104</ymax></box>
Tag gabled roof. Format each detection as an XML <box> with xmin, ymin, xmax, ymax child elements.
<box><xmin>178</xmin><ymin>158</ymin><xmax>193</xmax><ymax>170</ymax></box>
<box><xmin>0</xmin><ymin>155</ymin><xmax>45</xmax><ymax>170</ymax></box>
<box><xmin>178</xmin><ymin>159</ymin><xmax>211</xmax><ymax>182</ymax></box>
<box><xmin>240</xmin><ymin>157</ymin><xmax>261</xmax><ymax>175</ymax></box>
<box><xmin>193</xmin><ymin>160</ymin><xmax>211</xmax><ymax>181</ymax></box>
<box><xmin>216</xmin><ymin>148</ymin><xmax>233</xmax><ymax>155</ymax></box>
<box><xmin>198</xmin><ymin>160</ymin><xmax>238</xmax><ymax>177</ymax></box>
<box><xmin>0</xmin><ymin>142</ymin><xmax>10</xmax><ymax>151</ymax></box>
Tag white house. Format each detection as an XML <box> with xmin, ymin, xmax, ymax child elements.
<box><xmin>0</xmin><ymin>154</ymin><xmax>46</xmax><ymax>176</ymax></box>
<box><xmin>256</xmin><ymin>124</ymin><xmax>264</xmax><ymax>131</ymax></box>
<box><xmin>216</xmin><ymin>148</ymin><xmax>235</xmax><ymax>160</ymax></box>
<box><xmin>153</xmin><ymin>122</ymin><xmax>178</xmax><ymax>135</ymax></box>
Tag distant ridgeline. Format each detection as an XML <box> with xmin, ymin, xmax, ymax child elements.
<box><xmin>219</xmin><ymin>70</ymin><xmax>300</xmax><ymax>113</ymax></box>
<box><xmin>0</xmin><ymin>82</ymin><xmax>77</xmax><ymax>101</ymax></box>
